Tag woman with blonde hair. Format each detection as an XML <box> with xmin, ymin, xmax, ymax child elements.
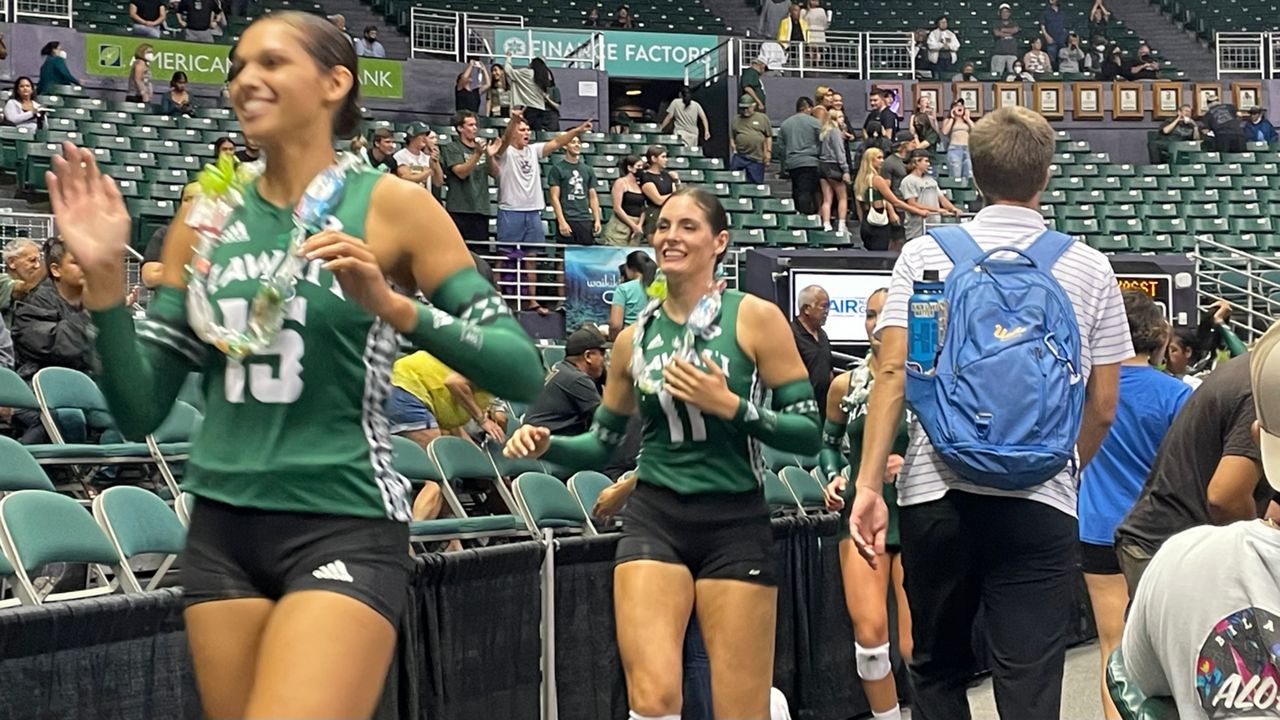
<box><xmin>817</xmin><ymin>108</ymin><xmax>850</xmax><ymax>235</ymax></box>
<box><xmin>126</xmin><ymin>44</ymin><xmax>154</xmax><ymax>104</ymax></box>
<box><xmin>853</xmin><ymin>147</ymin><xmax>898</xmax><ymax>251</ymax></box>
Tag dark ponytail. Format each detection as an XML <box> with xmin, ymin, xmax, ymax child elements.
<box><xmin>625</xmin><ymin>250</ymin><xmax>658</xmax><ymax>288</ymax></box>
<box><xmin>261</xmin><ymin>11</ymin><xmax>362</xmax><ymax>137</ymax></box>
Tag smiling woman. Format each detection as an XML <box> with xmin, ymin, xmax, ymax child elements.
<box><xmin>505</xmin><ymin>187</ymin><xmax>822</xmax><ymax>718</ymax></box>
<box><xmin>44</xmin><ymin>10</ymin><xmax>543</xmax><ymax>719</ymax></box>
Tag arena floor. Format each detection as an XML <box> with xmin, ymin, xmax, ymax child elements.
<box><xmin>901</xmin><ymin>644</ymin><xmax>1103</xmax><ymax>719</ymax></box>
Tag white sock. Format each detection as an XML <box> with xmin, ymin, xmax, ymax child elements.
<box><xmin>871</xmin><ymin>705</ymin><xmax>902</xmax><ymax>720</ymax></box>
<box><xmin>629</xmin><ymin>713</ymin><xmax>680</xmax><ymax>720</ymax></box>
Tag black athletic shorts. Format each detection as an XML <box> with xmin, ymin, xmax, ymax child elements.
<box><xmin>1079</xmin><ymin>541</ymin><xmax>1121</xmax><ymax>576</ymax></box>
<box><xmin>449</xmin><ymin>211</ymin><xmax>491</xmax><ymax>244</ymax></box>
<box><xmin>182</xmin><ymin>497</ymin><xmax>413</xmax><ymax>625</ymax></box>
<box><xmin>562</xmin><ymin>219</ymin><xmax>596</xmax><ymax>246</ymax></box>
<box><xmin>616</xmin><ymin>482</ymin><xmax>777</xmax><ymax>586</ymax></box>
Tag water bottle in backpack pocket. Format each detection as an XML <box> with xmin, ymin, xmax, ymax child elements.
<box><xmin>905</xmin><ymin>226</ymin><xmax>1086</xmax><ymax>490</ymax></box>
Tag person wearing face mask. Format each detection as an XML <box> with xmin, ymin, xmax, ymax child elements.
<box><xmin>160</xmin><ymin>71</ymin><xmax>197</xmax><ymax>116</ymax></box>
<box><xmin>37</xmin><ymin>42</ymin><xmax>78</xmax><ymax>97</ymax></box>
<box><xmin>354</xmin><ymin>26</ymin><xmax>385</xmax><ymax>58</ymax></box>
<box><xmin>604</xmin><ymin>155</ymin><xmax>646</xmax><ymax>245</ymax></box>
<box><xmin>127</xmin><ymin>45</ymin><xmax>155</xmax><ymax>105</ymax></box>
<box><xmin>1006</xmin><ymin>60</ymin><xmax>1036</xmax><ymax>82</ymax></box>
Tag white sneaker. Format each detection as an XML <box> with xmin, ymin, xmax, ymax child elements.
<box><xmin>822</xmin><ymin>221</ymin><xmax>831</xmax><ymax>232</ymax></box>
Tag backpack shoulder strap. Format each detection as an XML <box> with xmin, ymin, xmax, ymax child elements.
<box><xmin>925</xmin><ymin>225</ymin><xmax>983</xmax><ymax>267</ymax></box>
<box><xmin>1022</xmin><ymin>229</ymin><xmax>1076</xmax><ymax>271</ymax></box>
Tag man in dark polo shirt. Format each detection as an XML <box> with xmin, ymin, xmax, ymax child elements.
<box><xmin>129</xmin><ymin>0</ymin><xmax>166</xmax><ymax>37</ymax></box>
<box><xmin>177</xmin><ymin>0</ymin><xmax>221</xmax><ymax>42</ymax></box>
<box><xmin>523</xmin><ymin>326</ymin><xmax>608</xmax><ymax>436</ymax></box>
<box><xmin>792</xmin><ymin>284</ymin><xmax>832</xmax><ymax>409</ymax></box>
<box><xmin>1114</xmin><ymin>353</ymin><xmax>1265</xmax><ymax>594</ymax></box>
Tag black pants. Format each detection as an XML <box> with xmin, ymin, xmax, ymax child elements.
<box><xmin>789</xmin><ymin>166</ymin><xmax>820</xmax><ymax>215</ymax></box>
<box><xmin>1213</xmin><ymin>132</ymin><xmax>1246</xmax><ymax>153</ymax></box>
<box><xmin>900</xmin><ymin>490</ymin><xmax>1077</xmax><ymax>720</ymax></box>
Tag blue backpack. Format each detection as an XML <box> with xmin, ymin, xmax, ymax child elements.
<box><xmin>905</xmin><ymin>226</ymin><xmax>1085</xmax><ymax>490</ymax></box>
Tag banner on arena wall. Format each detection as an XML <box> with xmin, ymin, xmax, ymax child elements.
<box><xmin>493</xmin><ymin>29</ymin><xmax>720</xmax><ymax>80</ymax></box>
<box><xmin>563</xmin><ymin>246</ymin><xmax>654</xmax><ymax>330</ymax></box>
<box><xmin>82</xmin><ymin>34</ymin><xmax>404</xmax><ymax>98</ymax></box>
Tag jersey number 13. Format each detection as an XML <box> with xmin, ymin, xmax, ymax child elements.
<box><xmin>217</xmin><ymin>297</ymin><xmax>307</xmax><ymax>404</ymax></box>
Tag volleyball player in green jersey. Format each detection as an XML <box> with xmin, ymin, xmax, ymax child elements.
<box><xmin>506</xmin><ymin>187</ymin><xmax>822</xmax><ymax>720</ymax></box>
<box><xmin>45</xmin><ymin>12</ymin><xmax>543</xmax><ymax>719</ymax></box>
<box><xmin>818</xmin><ymin>288</ymin><xmax>913</xmax><ymax>720</ymax></box>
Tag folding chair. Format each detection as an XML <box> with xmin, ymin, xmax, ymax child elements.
<box><xmin>512</xmin><ymin>472</ymin><xmax>590</xmax><ymax>533</ymax></box>
<box><xmin>763</xmin><ymin>470</ymin><xmax>801</xmax><ymax>513</ymax></box>
<box><xmin>0</xmin><ymin>490</ymin><xmax>120</xmax><ymax>605</ymax></box>
<box><xmin>176</xmin><ymin>492</ymin><xmax>196</xmax><ymax>527</ymax></box>
<box><xmin>567</xmin><ymin>470</ymin><xmax>613</xmax><ymax>536</ymax></box>
<box><xmin>779</xmin><ymin>465</ymin><xmax>829</xmax><ymax>514</ymax></box>
<box><xmin>395</xmin><ymin>436</ymin><xmax>527</xmax><ymax>542</ymax></box>
<box><xmin>92</xmin><ymin>485</ymin><xmax>187</xmax><ymax>593</ymax></box>
<box><xmin>146</xmin><ymin>401</ymin><xmax>203</xmax><ymax>499</ymax></box>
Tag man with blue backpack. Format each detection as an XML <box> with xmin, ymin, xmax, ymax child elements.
<box><xmin>848</xmin><ymin>105</ymin><xmax>1133</xmax><ymax>720</ymax></box>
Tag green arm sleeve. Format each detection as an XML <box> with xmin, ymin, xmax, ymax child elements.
<box><xmin>89</xmin><ymin>286</ymin><xmax>205</xmax><ymax>440</ymax></box>
<box><xmin>819</xmin><ymin>418</ymin><xmax>846</xmax><ymax>480</ymax></box>
<box><xmin>1216</xmin><ymin>322</ymin><xmax>1247</xmax><ymax>357</ymax></box>
<box><xmin>734</xmin><ymin>379</ymin><xmax>823</xmax><ymax>455</ymax></box>
<box><xmin>401</xmin><ymin>267</ymin><xmax>544</xmax><ymax>402</ymax></box>
<box><xmin>542</xmin><ymin>405</ymin><xmax>631</xmax><ymax>472</ymax></box>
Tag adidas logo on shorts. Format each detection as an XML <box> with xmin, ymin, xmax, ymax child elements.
<box><xmin>312</xmin><ymin>560</ymin><xmax>355</xmax><ymax>583</ymax></box>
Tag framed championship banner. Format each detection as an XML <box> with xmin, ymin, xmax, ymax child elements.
<box><xmin>953</xmin><ymin>81</ymin><xmax>984</xmax><ymax>116</ymax></box>
<box><xmin>914</xmin><ymin>82</ymin><xmax>943</xmax><ymax>118</ymax></box>
<box><xmin>994</xmin><ymin>82</ymin><xmax>1024</xmax><ymax>110</ymax></box>
<box><xmin>1233</xmin><ymin>81</ymin><xmax>1263</xmax><ymax>110</ymax></box>
<box><xmin>1073</xmin><ymin>81</ymin><xmax>1103</xmax><ymax>120</ymax></box>
<box><xmin>1193</xmin><ymin>82</ymin><xmax>1222</xmax><ymax>116</ymax></box>
<box><xmin>1034</xmin><ymin>83</ymin><xmax>1064</xmax><ymax>120</ymax></box>
<box><xmin>1113</xmin><ymin>82</ymin><xmax>1145</xmax><ymax>120</ymax></box>
<box><xmin>1153</xmin><ymin>81</ymin><xmax>1183</xmax><ymax>119</ymax></box>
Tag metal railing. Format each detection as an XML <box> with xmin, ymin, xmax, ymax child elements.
<box><xmin>1215</xmin><ymin>32</ymin><xmax>1268</xmax><ymax>78</ymax></box>
<box><xmin>683</xmin><ymin>38</ymin><xmax>733</xmax><ymax>88</ymax></box>
<box><xmin>14</xmin><ymin>0</ymin><xmax>67</xmax><ymax>26</ymax></box>
<box><xmin>409</xmin><ymin>8</ymin><xmax>526</xmax><ymax>61</ymax></box>
<box><xmin>1193</xmin><ymin>235</ymin><xmax>1277</xmax><ymax>344</ymax></box>
<box><xmin>735</xmin><ymin>32</ymin><xmax>914</xmax><ymax>79</ymax></box>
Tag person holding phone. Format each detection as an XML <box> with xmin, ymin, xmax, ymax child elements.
<box><xmin>941</xmin><ymin>99</ymin><xmax>973</xmax><ymax>179</ymax></box>
<box><xmin>455</xmin><ymin>59</ymin><xmax>490</xmax><ymax>114</ymax></box>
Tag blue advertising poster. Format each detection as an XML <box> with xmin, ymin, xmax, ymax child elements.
<box><xmin>563</xmin><ymin>246</ymin><xmax>653</xmax><ymax>330</ymax></box>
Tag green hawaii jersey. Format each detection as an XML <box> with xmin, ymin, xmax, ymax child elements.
<box><xmin>836</xmin><ymin>375</ymin><xmax>911</xmax><ymax>544</ymax></box>
<box><xmin>634</xmin><ymin>290</ymin><xmax>763</xmax><ymax>495</ymax></box>
<box><xmin>182</xmin><ymin>168</ymin><xmax>411</xmax><ymax>521</ymax></box>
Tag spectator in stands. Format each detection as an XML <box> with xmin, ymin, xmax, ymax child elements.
<box><xmin>640</xmin><ymin>145</ymin><xmax>680</xmax><ymax>239</ymax></box>
<box><xmin>852</xmin><ymin>119</ymin><xmax>890</xmax><ymax>176</ymax></box>
<box><xmin>803</xmin><ymin>0</ymin><xmax>831</xmax><ymax>64</ymax></box>
<box><xmin>1246</xmin><ymin>106</ymin><xmax>1277</xmax><ymax>143</ymax></box>
<box><xmin>778</xmin><ymin>96</ymin><xmax>823</xmax><ymax>216</ymax></box>
<box><xmin>777</xmin><ymin>2</ymin><xmax>810</xmax><ymax>54</ymax></box>
<box><xmin>1058</xmin><ymin>31</ymin><xmax>1086</xmax><ymax>73</ymax></box>
<box><xmin>523</xmin><ymin>326</ymin><xmax>608</xmax><ymax>436</ymax></box>
<box><xmin>0</xmin><ymin>312</ymin><xmax>11</xmax><ymax>370</ymax></box>
<box><xmin>740</xmin><ymin>56</ymin><xmax>768</xmax><ymax>112</ymax></box>
<box><xmin>850</xmin><ymin>105</ymin><xmax>1131</xmax><ymax>720</ymax></box>
<box><xmin>505</xmin><ymin>55</ymin><xmax>553</xmax><ymax>132</ymax></box>
<box><xmin>865</xmin><ymin>89</ymin><xmax>899</xmax><ymax>136</ymax></box>
<box><xmin>951</xmin><ymin>60</ymin><xmax>978</xmax><ymax>81</ymax></box>
<box><xmin>487</xmin><ymin>112</ymin><xmax>591</xmax><ymax>308</ymax></box>
<box><xmin>0</xmin><ymin>239</ymin><xmax>44</xmax><ymax>317</ymax></box>
<box><xmin>235</xmin><ymin>136</ymin><xmax>261</xmax><ymax>164</ymax></box>
<box><xmin>880</xmin><ymin>130</ymin><xmax>918</xmax><ymax>246</ymax></box>
<box><xmin>130</xmin><ymin>0</ymin><xmax>167</xmax><ymax>38</ymax></box>
<box><xmin>4</xmin><ymin>77</ymin><xmax>44</xmax><ymax>131</ymax></box>
<box><xmin>1165</xmin><ymin>326</ymin><xmax>1203</xmax><ymax>388</ymax></box>
<box><xmin>395</xmin><ymin>123</ymin><xmax>443</xmax><ymax>195</ymax></box>
<box><xmin>1148</xmin><ymin>103</ymin><xmax>1199</xmax><ymax>163</ymax></box>
<box><xmin>942</xmin><ymin>99</ymin><xmax>974</xmax><ymax>179</ymax></box>
<box><xmin>327</xmin><ymin>14</ymin><xmax>353</xmax><ymax>45</ymax></box>
<box><xmin>759</xmin><ymin>0</ymin><xmax>790</xmax><ymax>40</ymax></box>
<box><xmin>177</xmin><ymin>0</ymin><xmax>221</xmax><ymax>42</ymax></box>
<box><xmin>900</xmin><ymin>151</ymin><xmax>960</xmax><ymax>239</ymax></box>
<box><xmin>1006</xmin><ymin>59</ymin><xmax>1036</xmax><ymax>82</ymax></box>
<box><xmin>354</xmin><ymin>26</ymin><xmax>385</xmax><ymax>58</ymax></box>
<box><xmin>127</xmin><ymin>46</ymin><xmax>155</xmax><ymax>106</ymax></box>
<box><xmin>548</xmin><ymin>135</ymin><xmax>601</xmax><ymax>245</ymax></box>
<box><xmin>1203</xmin><ymin>93</ymin><xmax>1249</xmax><ymax>153</ymax></box>
<box><xmin>926</xmin><ymin>16</ymin><xmax>960</xmax><ymax>80</ymax></box>
<box><xmin>612</xmin><ymin>5</ymin><xmax>633</xmax><ymax>27</ymax></box>
<box><xmin>1078</xmin><ymin>290</ymin><xmax>1189</xmax><ymax>720</ymax></box>
<box><xmin>1114</xmin><ymin>353</ymin><xmax>1262</xmax><ymax>594</ymax></box>
<box><xmin>730</xmin><ymin>94</ymin><xmax>772</xmax><ymax>184</ymax></box>
<box><xmin>609</xmin><ymin>250</ymin><xmax>656</xmax><ymax>339</ymax></box>
<box><xmin>543</xmin><ymin>75</ymin><xmax>561</xmax><ymax>131</ymax></box>
<box><xmin>818</xmin><ymin>109</ymin><xmax>851</xmax><ymax>235</ymax></box>
<box><xmin>662</xmin><ymin>87</ymin><xmax>710</xmax><ymax>149</ymax></box>
<box><xmin>1128</xmin><ymin>41</ymin><xmax>1159</xmax><ymax>80</ymax></box>
<box><xmin>160</xmin><ymin>71</ymin><xmax>196</xmax><ymax>116</ymax></box>
<box><xmin>487</xmin><ymin>63</ymin><xmax>511</xmax><ymax>118</ymax></box>
<box><xmin>909</xmin><ymin>95</ymin><xmax>940</xmax><ymax>152</ymax></box>
<box><xmin>990</xmin><ymin>3</ymin><xmax>1021</xmax><ymax>77</ymax></box>
<box><xmin>853</xmin><ymin>148</ymin><xmax>898</xmax><ymax>251</ymax></box>
<box><xmin>584</xmin><ymin>7</ymin><xmax>602</xmax><ymax>26</ymax></box>
<box><xmin>454</xmin><ymin>59</ymin><xmax>490</xmax><ymax>114</ymax></box>
<box><xmin>603</xmin><ymin>155</ymin><xmax>645</xmax><ymax>245</ymax></box>
<box><xmin>793</xmin><ymin>284</ymin><xmax>832</xmax><ymax>405</ymax></box>
<box><xmin>1022</xmin><ymin>36</ymin><xmax>1052</xmax><ymax>76</ymax></box>
<box><xmin>37</xmin><ymin>43</ymin><xmax>77</xmax><ymax>98</ymax></box>
<box><xmin>362</xmin><ymin>127</ymin><xmax>399</xmax><ymax>174</ymax></box>
<box><xmin>1039</xmin><ymin>0</ymin><xmax>1067</xmax><ymax>67</ymax></box>
<box><xmin>1088</xmin><ymin>0</ymin><xmax>1111</xmax><ymax>39</ymax></box>
<box><xmin>1097</xmin><ymin>43</ymin><xmax>1126</xmax><ymax>81</ymax></box>
<box><xmin>913</xmin><ymin>29</ymin><xmax>934</xmax><ymax>79</ymax></box>
<box><xmin>140</xmin><ymin>183</ymin><xmax>198</xmax><ymax>289</ymax></box>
